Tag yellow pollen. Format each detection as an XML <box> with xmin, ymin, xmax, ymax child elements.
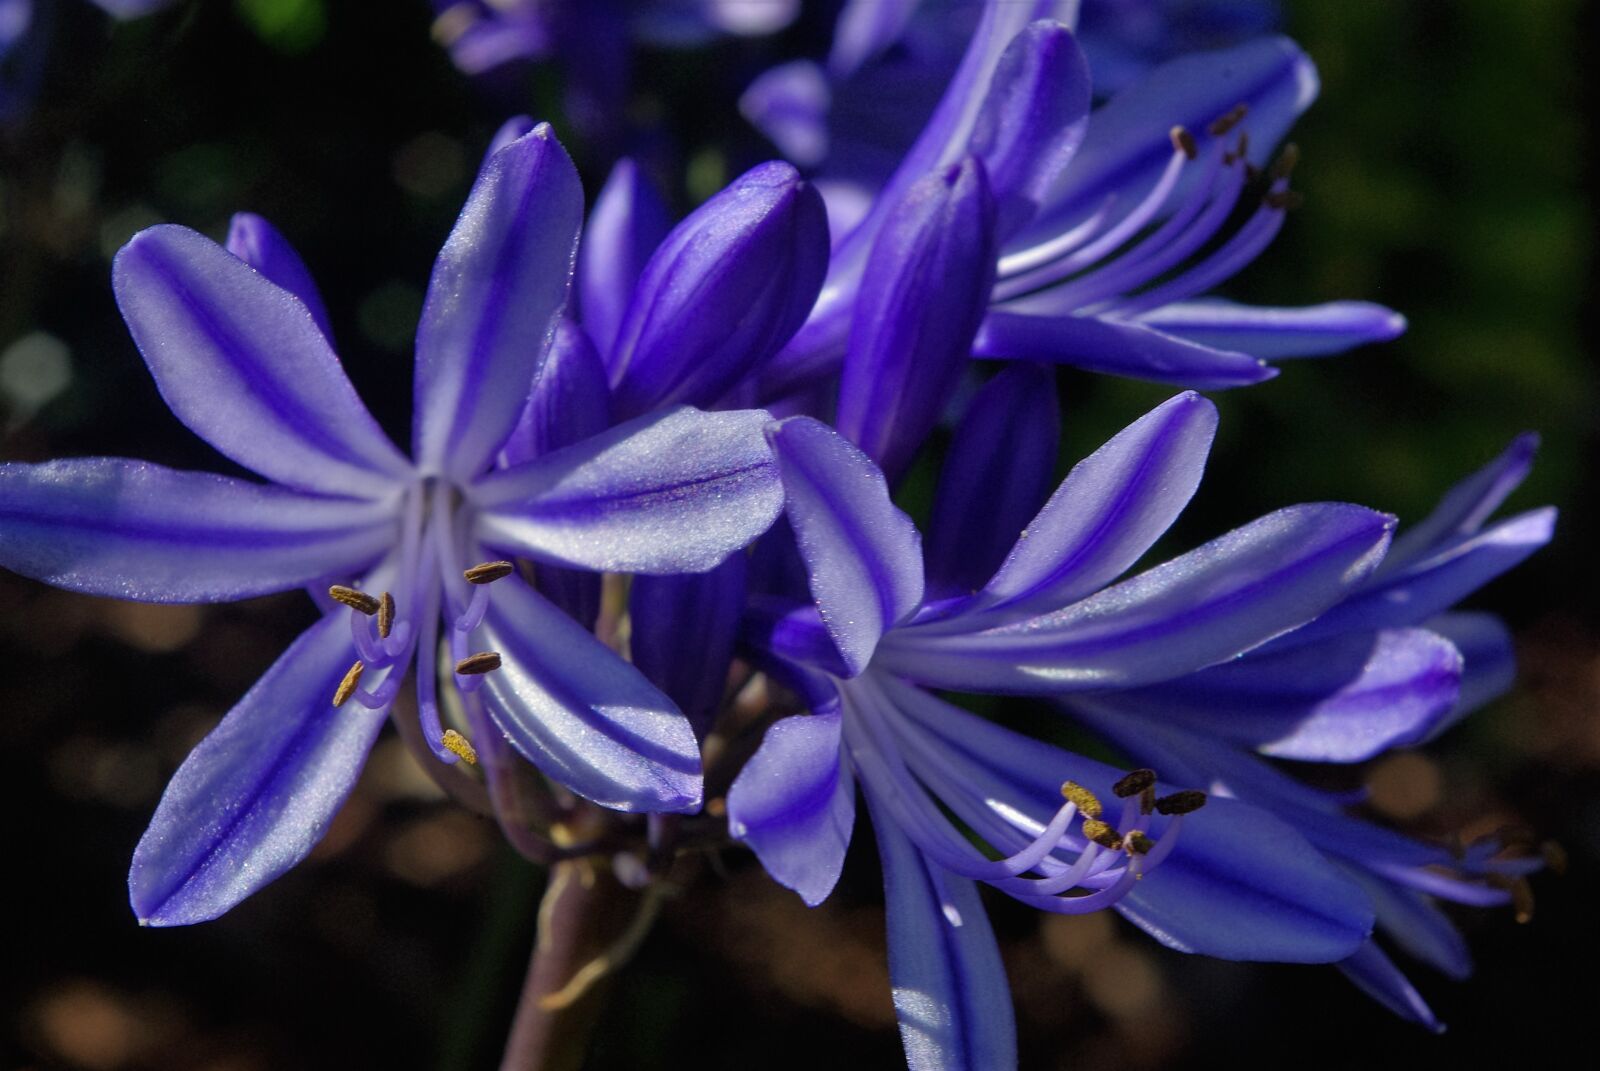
<box><xmin>329</xmin><ymin>585</ymin><xmax>380</xmax><ymax>615</ymax></box>
<box><xmin>441</xmin><ymin>729</ymin><xmax>479</xmax><ymax>765</ymax></box>
<box><xmin>1061</xmin><ymin>781</ymin><xmax>1103</xmax><ymax>818</ymax></box>
<box><xmin>378</xmin><ymin>592</ymin><xmax>395</xmax><ymax>638</ymax></box>
<box><xmin>456</xmin><ymin>651</ymin><xmax>503</xmax><ymax>675</ymax></box>
<box><xmin>1112</xmin><ymin>768</ymin><xmax>1157</xmax><ymax>798</ymax></box>
<box><xmin>465</xmin><ymin>560</ymin><xmax>515</xmax><ymax>585</ymax></box>
<box><xmin>1081</xmin><ymin>818</ymin><xmax>1123</xmax><ymax>851</ymax></box>
<box><xmin>332</xmin><ymin>661</ymin><xmax>364</xmax><ymax>707</ymax></box>
<box><xmin>1155</xmin><ymin>790</ymin><xmax>1207</xmax><ymax>816</ymax></box>
<box><xmin>1125</xmin><ymin>831</ymin><xmax>1155</xmax><ymax>856</ymax></box>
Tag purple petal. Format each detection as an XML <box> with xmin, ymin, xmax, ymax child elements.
<box><xmin>975</xmin><ymin>310</ymin><xmax>1275</xmax><ymax>388</ymax></box>
<box><xmin>578</xmin><ymin>157</ymin><xmax>672</xmax><ymax>361</ymax></box>
<box><xmin>742</xmin><ymin>597</ymin><xmax>855</xmax><ymax>679</ymax></box>
<box><xmin>1384</xmin><ymin>433</ymin><xmax>1539</xmax><ymax>569</ymax></box>
<box><xmin>768</xmin><ymin>417</ymin><xmax>925</xmax><ymax>676</ymax></box>
<box><xmin>472</xmin><ymin>406</ymin><xmax>783</xmax><ymax>574</ymax></box>
<box><xmin>1425</xmin><ymin>612</ymin><xmax>1515</xmax><ymax>732</ymax></box>
<box><xmin>836</xmin><ymin>155</ymin><xmax>998</xmax><ymax>481</ymax></box>
<box><xmin>1097</xmin><ymin>628</ymin><xmax>1463</xmax><ymax>763</ymax></box>
<box><xmin>0</xmin><ymin>458</ymin><xmax>396</xmax><ymax>602</ymax></box>
<box><xmin>113</xmin><ymin>225</ymin><xmax>412</xmax><ymax>497</ymax></box>
<box><xmin>609</xmin><ymin>161</ymin><xmax>829</xmax><ymax>418</ymax></box>
<box><xmin>1359</xmin><ymin>874</ymin><xmax>1472</xmax><ymax>982</ymax></box>
<box><xmin>224</xmin><ymin>212</ymin><xmax>334</xmax><ymax>340</ymax></box>
<box><xmin>827</xmin><ymin>0</ymin><xmax>920</xmax><ymax>77</ymax></box>
<box><xmin>727</xmin><ymin>704</ymin><xmax>856</xmax><ymax>906</ymax></box>
<box><xmin>867</xmin><ymin>787</ymin><xmax>1017</xmax><ymax>1071</ymax></box>
<box><xmin>925</xmin><ymin>364</ymin><xmax>1060</xmax><ymax>597</ymax></box>
<box><xmin>740</xmin><ymin>60</ymin><xmax>833</xmax><ymax>168</ymax></box>
<box><xmin>486</xmin><ymin>114</ymin><xmax>537</xmax><ymax>159</ymax></box>
<box><xmin>497</xmin><ymin>318</ymin><xmax>611</xmax><ymax>468</ymax></box>
<box><xmin>880</xmin><ymin>504</ymin><xmax>1394</xmax><ymax>693</ymax></box>
<box><xmin>977</xmin><ymin>391</ymin><xmax>1216</xmax><ymax>616</ymax></box>
<box><xmin>629</xmin><ymin>552</ymin><xmax>746</xmax><ymax>739</ymax></box>
<box><xmin>968</xmin><ymin>21</ymin><xmax>1092</xmax><ymax>237</ymax></box>
<box><xmin>129</xmin><ymin>614</ymin><xmax>386</xmax><ymax>925</ymax></box>
<box><xmin>413</xmin><ymin>123</ymin><xmax>583</xmax><ymax>482</ymax></box>
<box><xmin>1337</xmin><ymin>941</ymin><xmax>1444</xmax><ymax>1033</ymax></box>
<box><xmin>479</xmin><ymin>575</ymin><xmax>701</xmax><ymax>813</ymax></box>
<box><xmin>1136</xmin><ymin>299</ymin><xmax>1407</xmax><ymax>361</ymax></box>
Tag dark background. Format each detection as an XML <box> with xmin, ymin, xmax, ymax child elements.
<box><xmin>2</xmin><ymin>1</ymin><xmax>1595</xmax><ymax>1068</ymax></box>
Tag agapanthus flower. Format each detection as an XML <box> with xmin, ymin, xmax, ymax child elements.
<box><xmin>1064</xmin><ymin>434</ymin><xmax>1556</xmax><ymax>1029</ymax></box>
<box><xmin>745</xmin><ymin>3</ymin><xmax>1404</xmax><ymax>403</ymax></box>
<box><xmin>0</xmin><ymin>123</ymin><xmax>787</xmax><ymax>926</ymax></box>
<box><xmin>727</xmin><ymin>382</ymin><xmax>1405</xmax><ymax>1067</ymax></box>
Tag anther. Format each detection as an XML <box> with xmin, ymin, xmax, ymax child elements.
<box><xmin>441</xmin><ymin>728</ymin><xmax>479</xmax><ymax>766</ymax></box>
<box><xmin>1169</xmin><ymin>125</ymin><xmax>1198</xmax><ymax>160</ymax></box>
<box><xmin>1155</xmin><ymin>790</ymin><xmax>1208</xmax><ymax>815</ymax></box>
<box><xmin>329</xmin><ymin>585</ymin><xmax>381</xmax><ymax>615</ymax></box>
<box><xmin>1264</xmin><ymin>190</ymin><xmax>1305</xmax><ymax>211</ymax></box>
<box><xmin>1081</xmin><ymin>818</ymin><xmax>1123</xmax><ymax>851</ymax></box>
<box><xmin>1125</xmin><ymin>830</ymin><xmax>1155</xmax><ymax>856</ymax></box>
<box><xmin>378</xmin><ymin>592</ymin><xmax>395</xmax><ymax>638</ymax></box>
<box><xmin>1542</xmin><ymin>840</ymin><xmax>1569</xmax><ymax>876</ymax></box>
<box><xmin>1207</xmin><ymin>102</ymin><xmax>1249</xmax><ymax>138</ymax></box>
<box><xmin>456</xmin><ymin>651</ymin><xmax>503</xmax><ymax>675</ymax></box>
<box><xmin>1113</xmin><ymin>769</ymin><xmax>1157</xmax><ymax>798</ymax></box>
<box><xmin>333</xmin><ymin>661</ymin><xmax>364</xmax><ymax>707</ymax></box>
<box><xmin>1061</xmin><ymin>781</ymin><xmax>1103</xmax><ymax>819</ymax></box>
<box><xmin>1270</xmin><ymin>142</ymin><xmax>1300</xmax><ymax>181</ymax></box>
<box><xmin>1510</xmin><ymin>877</ymin><xmax>1535</xmax><ymax>924</ymax></box>
<box><xmin>464</xmin><ymin>560</ymin><xmax>515</xmax><ymax>585</ymax></box>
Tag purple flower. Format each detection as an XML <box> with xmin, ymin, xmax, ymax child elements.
<box><xmin>1063</xmin><ymin>435</ymin><xmax>1556</xmax><ymax>1029</ymax></box>
<box><xmin>0</xmin><ymin>124</ymin><xmax>786</xmax><ymax>926</ymax></box>
<box><xmin>727</xmin><ymin>383</ymin><xmax>1400</xmax><ymax>1067</ymax></box>
<box><xmin>746</xmin><ymin>4</ymin><xmax>1404</xmax><ymax>404</ymax></box>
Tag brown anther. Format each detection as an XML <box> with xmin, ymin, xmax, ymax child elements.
<box><xmin>1510</xmin><ymin>877</ymin><xmax>1535</xmax><ymax>924</ymax></box>
<box><xmin>1125</xmin><ymin>830</ymin><xmax>1155</xmax><ymax>856</ymax></box>
<box><xmin>1235</xmin><ymin>130</ymin><xmax>1250</xmax><ymax>159</ymax></box>
<box><xmin>1542</xmin><ymin>840</ymin><xmax>1569</xmax><ymax>876</ymax></box>
<box><xmin>377</xmin><ymin>592</ymin><xmax>395</xmax><ymax>638</ymax></box>
<box><xmin>1081</xmin><ymin>818</ymin><xmax>1123</xmax><ymax>851</ymax></box>
<box><xmin>440</xmin><ymin>729</ymin><xmax>479</xmax><ymax>766</ymax></box>
<box><xmin>1061</xmin><ymin>781</ymin><xmax>1103</xmax><ymax>819</ymax></box>
<box><xmin>1264</xmin><ymin>190</ymin><xmax>1305</xmax><ymax>211</ymax></box>
<box><xmin>455</xmin><ymin>651</ymin><xmax>503</xmax><ymax>675</ymax></box>
<box><xmin>1113</xmin><ymin>768</ymin><xmax>1157</xmax><ymax>798</ymax></box>
<box><xmin>1155</xmin><ymin>790</ymin><xmax>1208</xmax><ymax>816</ymax></box>
<box><xmin>1169</xmin><ymin>125</ymin><xmax>1198</xmax><ymax>160</ymax></box>
<box><xmin>332</xmin><ymin>661</ymin><xmax>365</xmax><ymax>708</ymax></box>
<box><xmin>1207</xmin><ymin>102</ymin><xmax>1249</xmax><ymax>138</ymax></box>
<box><xmin>464</xmin><ymin>560</ymin><xmax>515</xmax><ymax>585</ymax></box>
<box><xmin>1245</xmin><ymin>163</ymin><xmax>1263</xmax><ymax>182</ymax></box>
<box><xmin>329</xmin><ymin>585</ymin><xmax>381</xmax><ymax>615</ymax></box>
<box><xmin>705</xmin><ymin>797</ymin><xmax>728</xmax><ymax>818</ymax></box>
<box><xmin>1270</xmin><ymin>142</ymin><xmax>1300</xmax><ymax>181</ymax></box>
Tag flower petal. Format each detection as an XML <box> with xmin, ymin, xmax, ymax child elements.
<box><xmin>497</xmin><ymin>318</ymin><xmax>611</xmax><ymax>468</ymax></box>
<box><xmin>727</xmin><ymin>703</ymin><xmax>856</xmax><ymax>906</ymax></box>
<box><xmin>1337</xmin><ymin>941</ymin><xmax>1444</xmax><ymax>1033</ymax></box>
<box><xmin>472</xmin><ymin>406</ymin><xmax>783</xmax><ymax>574</ymax></box>
<box><xmin>129</xmin><ymin>614</ymin><xmax>386</xmax><ymax>925</ymax></box>
<box><xmin>1384</xmin><ymin>433</ymin><xmax>1539</xmax><ymax>569</ymax></box>
<box><xmin>768</xmin><ymin>416</ymin><xmax>925</xmax><ymax>676</ymax></box>
<box><xmin>629</xmin><ymin>552</ymin><xmax>747</xmax><ymax>739</ymax></box>
<box><xmin>740</xmin><ymin>59</ymin><xmax>833</xmax><ymax>167</ymax></box>
<box><xmin>479</xmin><ymin>575</ymin><xmax>701</xmax><ymax>813</ymax></box>
<box><xmin>0</xmin><ymin>457</ymin><xmax>396</xmax><ymax>602</ymax></box>
<box><xmin>224</xmin><ymin>212</ymin><xmax>334</xmax><ymax>340</ymax></box>
<box><xmin>113</xmin><ymin>225</ymin><xmax>412</xmax><ymax>496</ymax></box>
<box><xmin>827</xmin><ymin>0</ymin><xmax>921</xmax><ymax>77</ymax></box>
<box><xmin>977</xmin><ymin>391</ymin><xmax>1216</xmax><ymax>616</ymax></box>
<box><xmin>881</xmin><ymin>504</ymin><xmax>1393</xmax><ymax>693</ymax></box>
<box><xmin>412</xmin><ymin>123</ymin><xmax>583</xmax><ymax>481</ymax></box>
<box><xmin>1424</xmin><ymin>612</ymin><xmax>1515</xmax><ymax>732</ymax></box>
<box><xmin>578</xmin><ymin>157</ymin><xmax>672</xmax><ymax>361</ymax></box>
<box><xmin>1136</xmin><ymin>299</ymin><xmax>1407</xmax><ymax>361</ymax></box>
<box><xmin>867</xmin><ymin>787</ymin><xmax>1017</xmax><ymax>1071</ymax></box>
<box><xmin>975</xmin><ymin>310</ymin><xmax>1275</xmax><ymax>389</ymax></box>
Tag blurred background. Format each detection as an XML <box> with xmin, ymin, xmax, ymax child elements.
<box><xmin>1</xmin><ymin>1</ymin><xmax>1595</xmax><ymax>1068</ymax></box>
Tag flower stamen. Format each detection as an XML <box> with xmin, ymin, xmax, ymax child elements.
<box><xmin>440</xmin><ymin>728</ymin><xmax>479</xmax><ymax>765</ymax></box>
<box><xmin>332</xmin><ymin>661</ymin><xmax>364</xmax><ymax>708</ymax></box>
<box><xmin>329</xmin><ymin>585</ymin><xmax>381</xmax><ymax>615</ymax></box>
<box><xmin>456</xmin><ymin>651</ymin><xmax>503</xmax><ymax>675</ymax></box>
<box><xmin>464</xmin><ymin>560</ymin><xmax>515</xmax><ymax>584</ymax></box>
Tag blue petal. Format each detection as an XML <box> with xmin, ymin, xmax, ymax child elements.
<box><xmin>1425</xmin><ymin>612</ymin><xmax>1515</xmax><ymax>732</ymax></box>
<box><xmin>225</xmin><ymin>212</ymin><xmax>334</xmax><ymax>340</ymax></box>
<box><xmin>767</xmin><ymin>416</ymin><xmax>925</xmax><ymax>675</ymax></box>
<box><xmin>740</xmin><ymin>60</ymin><xmax>832</xmax><ymax>167</ymax></box>
<box><xmin>1384</xmin><ymin>433</ymin><xmax>1539</xmax><ymax>569</ymax></box>
<box><xmin>472</xmin><ymin>406</ymin><xmax>783</xmax><ymax>574</ymax></box>
<box><xmin>113</xmin><ymin>225</ymin><xmax>413</xmax><ymax>497</ymax></box>
<box><xmin>413</xmin><ymin>123</ymin><xmax>583</xmax><ymax>482</ymax></box>
<box><xmin>479</xmin><ymin>575</ymin><xmax>701</xmax><ymax>813</ymax></box>
<box><xmin>827</xmin><ymin>0</ymin><xmax>920</xmax><ymax>77</ymax></box>
<box><xmin>629</xmin><ymin>552</ymin><xmax>747</xmax><ymax>739</ymax></box>
<box><xmin>498</xmin><ymin>318</ymin><xmax>611</xmax><ymax>468</ymax></box>
<box><xmin>727</xmin><ymin>703</ymin><xmax>856</xmax><ymax>906</ymax></box>
<box><xmin>1337</xmin><ymin>941</ymin><xmax>1445</xmax><ymax>1033</ymax></box>
<box><xmin>1356</xmin><ymin>871</ymin><xmax>1472</xmax><ymax>981</ymax></box>
<box><xmin>0</xmin><ymin>458</ymin><xmax>396</xmax><ymax>602</ymax></box>
<box><xmin>578</xmin><ymin>157</ymin><xmax>672</xmax><ymax>360</ymax></box>
<box><xmin>867</xmin><ymin>787</ymin><xmax>1017</xmax><ymax>1071</ymax></box>
<box><xmin>129</xmin><ymin>614</ymin><xmax>386</xmax><ymax>925</ymax></box>
<box><xmin>1136</xmin><ymin>299</ymin><xmax>1407</xmax><ymax>360</ymax></box>
<box><xmin>975</xmin><ymin>310</ymin><xmax>1275</xmax><ymax>388</ymax></box>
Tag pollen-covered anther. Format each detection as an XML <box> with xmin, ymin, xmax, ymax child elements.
<box><xmin>464</xmin><ymin>560</ymin><xmax>515</xmax><ymax>585</ymax></box>
<box><xmin>1207</xmin><ymin>102</ymin><xmax>1249</xmax><ymax>138</ymax></box>
<box><xmin>1169</xmin><ymin>125</ymin><xmax>1198</xmax><ymax>160</ymax></box>
<box><xmin>329</xmin><ymin>585</ymin><xmax>381</xmax><ymax>615</ymax></box>
<box><xmin>1081</xmin><ymin>818</ymin><xmax>1123</xmax><ymax>851</ymax></box>
<box><xmin>1061</xmin><ymin>780</ymin><xmax>1103</xmax><ymax>819</ymax></box>
<box><xmin>1113</xmin><ymin>768</ymin><xmax>1157</xmax><ymax>798</ymax></box>
<box><xmin>378</xmin><ymin>592</ymin><xmax>395</xmax><ymax>638</ymax></box>
<box><xmin>1125</xmin><ymin>830</ymin><xmax>1155</xmax><ymax>856</ymax></box>
<box><xmin>332</xmin><ymin>661</ymin><xmax>364</xmax><ymax>707</ymax></box>
<box><xmin>440</xmin><ymin>728</ymin><xmax>479</xmax><ymax>766</ymax></box>
<box><xmin>456</xmin><ymin>651</ymin><xmax>503</xmax><ymax>675</ymax></box>
<box><xmin>1155</xmin><ymin>789</ymin><xmax>1207</xmax><ymax>816</ymax></box>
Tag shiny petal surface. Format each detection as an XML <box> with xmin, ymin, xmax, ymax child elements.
<box><xmin>224</xmin><ymin>212</ymin><xmax>333</xmax><ymax>339</ymax></box>
<box><xmin>413</xmin><ymin>123</ymin><xmax>583</xmax><ymax>481</ymax></box>
<box><xmin>579</xmin><ymin>157</ymin><xmax>672</xmax><ymax>360</ymax></box>
<box><xmin>129</xmin><ymin>614</ymin><xmax>386</xmax><ymax>925</ymax></box>
<box><xmin>113</xmin><ymin>225</ymin><xmax>412</xmax><ymax>496</ymax></box>
<box><xmin>0</xmin><ymin>458</ymin><xmax>396</xmax><ymax>602</ymax></box>
<box><xmin>1137</xmin><ymin>299</ymin><xmax>1407</xmax><ymax>361</ymax></box>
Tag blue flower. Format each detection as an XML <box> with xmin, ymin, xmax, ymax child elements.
<box><xmin>0</xmin><ymin>123</ymin><xmax>786</xmax><ymax>926</ymax></box>
<box><xmin>726</xmin><ymin>385</ymin><xmax>1401</xmax><ymax>1068</ymax></box>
